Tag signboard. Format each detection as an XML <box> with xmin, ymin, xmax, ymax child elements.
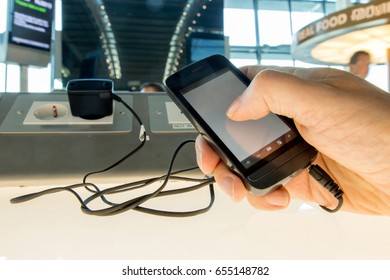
<box><xmin>294</xmin><ymin>0</ymin><xmax>390</xmax><ymax>46</ymax></box>
<box><xmin>292</xmin><ymin>0</ymin><xmax>390</xmax><ymax>65</ymax></box>
<box><xmin>1</xmin><ymin>0</ymin><xmax>55</xmax><ymax>66</ymax></box>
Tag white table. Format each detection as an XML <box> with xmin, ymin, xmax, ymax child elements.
<box><xmin>1</xmin><ymin>182</ymin><xmax>390</xmax><ymax>260</ymax></box>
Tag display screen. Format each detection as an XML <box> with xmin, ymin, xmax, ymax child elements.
<box><xmin>181</xmin><ymin>69</ymin><xmax>297</xmax><ymax>168</ymax></box>
<box><xmin>9</xmin><ymin>0</ymin><xmax>54</xmax><ymax>51</ymax></box>
<box><xmin>189</xmin><ymin>34</ymin><xmax>225</xmax><ymax>63</ymax></box>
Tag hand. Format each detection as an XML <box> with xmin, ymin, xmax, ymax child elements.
<box><xmin>195</xmin><ymin>66</ymin><xmax>390</xmax><ymax>215</ymax></box>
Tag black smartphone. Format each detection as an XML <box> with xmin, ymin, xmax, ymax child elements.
<box><xmin>164</xmin><ymin>55</ymin><xmax>317</xmax><ymax>195</ymax></box>
<box><xmin>66</xmin><ymin>79</ymin><xmax>114</xmax><ymax>120</ymax></box>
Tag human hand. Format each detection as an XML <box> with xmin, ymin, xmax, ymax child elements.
<box><xmin>195</xmin><ymin>66</ymin><xmax>390</xmax><ymax>215</ymax></box>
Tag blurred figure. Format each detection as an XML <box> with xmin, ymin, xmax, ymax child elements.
<box><xmin>348</xmin><ymin>51</ymin><xmax>371</xmax><ymax>79</ymax></box>
<box><xmin>140</xmin><ymin>82</ymin><xmax>165</xmax><ymax>93</ymax></box>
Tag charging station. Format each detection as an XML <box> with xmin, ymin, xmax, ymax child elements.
<box><xmin>0</xmin><ymin>92</ymin><xmax>199</xmax><ymax>187</ymax></box>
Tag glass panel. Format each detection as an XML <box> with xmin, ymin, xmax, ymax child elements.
<box><xmin>366</xmin><ymin>64</ymin><xmax>388</xmax><ymax>91</ymax></box>
<box><xmin>261</xmin><ymin>53</ymin><xmax>293</xmax><ymax>66</ymax></box>
<box><xmin>6</xmin><ymin>64</ymin><xmax>20</xmax><ymax>92</ymax></box>
<box><xmin>325</xmin><ymin>2</ymin><xmax>337</xmax><ymax>15</ymax></box>
<box><xmin>28</xmin><ymin>65</ymin><xmax>51</xmax><ymax>93</ymax></box>
<box><xmin>257</xmin><ymin>0</ymin><xmax>292</xmax><ymax>46</ymax></box>
<box><xmin>0</xmin><ymin>63</ymin><xmax>5</xmax><ymax>92</ymax></box>
<box><xmin>262</xmin><ymin>59</ymin><xmax>294</xmax><ymax>66</ymax></box>
<box><xmin>294</xmin><ymin>60</ymin><xmax>329</xmax><ymax>67</ymax></box>
<box><xmin>224</xmin><ymin>7</ymin><xmax>256</xmax><ymax>46</ymax></box>
<box><xmin>230</xmin><ymin>48</ymin><xmax>258</xmax><ymax>67</ymax></box>
<box><xmin>0</xmin><ymin>0</ymin><xmax>7</xmax><ymax>33</ymax></box>
<box><xmin>230</xmin><ymin>58</ymin><xmax>258</xmax><ymax>68</ymax></box>
<box><xmin>224</xmin><ymin>0</ymin><xmax>254</xmax><ymax>9</ymax></box>
<box><xmin>291</xmin><ymin>1</ymin><xmax>324</xmax><ymax>34</ymax></box>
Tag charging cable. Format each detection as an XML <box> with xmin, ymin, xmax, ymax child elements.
<box><xmin>11</xmin><ymin>140</ymin><xmax>215</xmax><ymax>217</ymax></box>
<box><xmin>10</xmin><ymin>94</ymin><xmax>215</xmax><ymax>217</ymax></box>
<box><xmin>308</xmin><ymin>164</ymin><xmax>344</xmax><ymax>213</ymax></box>
<box><xmin>80</xmin><ymin>93</ymin><xmax>147</xmax><ymax>185</ymax></box>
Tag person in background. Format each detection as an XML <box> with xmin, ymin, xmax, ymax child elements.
<box><xmin>348</xmin><ymin>50</ymin><xmax>371</xmax><ymax>79</ymax></box>
<box><xmin>140</xmin><ymin>82</ymin><xmax>165</xmax><ymax>93</ymax></box>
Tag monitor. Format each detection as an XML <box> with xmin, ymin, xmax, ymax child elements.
<box><xmin>4</xmin><ymin>0</ymin><xmax>54</xmax><ymax>66</ymax></box>
<box><xmin>188</xmin><ymin>33</ymin><xmax>228</xmax><ymax>63</ymax></box>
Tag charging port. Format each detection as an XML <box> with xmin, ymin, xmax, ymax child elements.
<box><xmin>23</xmin><ymin>101</ymin><xmax>114</xmax><ymax>125</ymax></box>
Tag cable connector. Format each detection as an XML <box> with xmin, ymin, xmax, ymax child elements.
<box><xmin>112</xmin><ymin>93</ymin><xmax>122</xmax><ymax>102</ymax></box>
<box><xmin>139</xmin><ymin>125</ymin><xmax>149</xmax><ymax>141</ymax></box>
<box><xmin>308</xmin><ymin>164</ymin><xmax>344</xmax><ymax>213</ymax></box>
<box><xmin>112</xmin><ymin>93</ymin><xmax>149</xmax><ymax>142</ymax></box>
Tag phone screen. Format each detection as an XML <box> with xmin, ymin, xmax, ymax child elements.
<box><xmin>180</xmin><ymin>68</ymin><xmax>297</xmax><ymax>169</ymax></box>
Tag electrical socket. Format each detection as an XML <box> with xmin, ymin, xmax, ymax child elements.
<box><xmin>23</xmin><ymin>101</ymin><xmax>114</xmax><ymax>125</ymax></box>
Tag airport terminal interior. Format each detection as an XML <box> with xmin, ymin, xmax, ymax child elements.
<box><xmin>1</xmin><ymin>0</ymin><xmax>390</xmax><ymax>260</ymax></box>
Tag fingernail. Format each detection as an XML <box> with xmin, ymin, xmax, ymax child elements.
<box><xmin>226</xmin><ymin>96</ymin><xmax>242</xmax><ymax>118</ymax></box>
<box><xmin>219</xmin><ymin>176</ymin><xmax>235</xmax><ymax>201</ymax></box>
<box><xmin>264</xmin><ymin>191</ymin><xmax>289</xmax><ymax>207</ymax></box>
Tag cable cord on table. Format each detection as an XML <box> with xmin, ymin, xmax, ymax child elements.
<box><xmin>10</xmin><ymin>94</ymin><xmax>215</xmax><ymax>217</ymax></box>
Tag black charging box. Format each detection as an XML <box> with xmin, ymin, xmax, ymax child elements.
<box><xmin>66</xmin><ymin>79</ymin><xmax>114</xmax><ymax>120</ymax></box>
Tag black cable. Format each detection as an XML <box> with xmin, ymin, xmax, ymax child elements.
<box><xmin>10</xmin><ymin>141</ymin><xmax>215</xmax><ymax>217</ymax></box>
<box><xmin>10</xmin><ymin>93</ymin><xmax>215</xmax><ymax>217</ymax></box>
<box><xmin>79</xmin><ymin>93</ymin><xmax>147</xmax><ymax>208</ymax></box>
<box><xmin>79</xmin><ymin>140</ymin><xmax>214</xmax><ymax>216</ymax></box>
<box><xmin>83</xmin><ymin>168</ymin><xmax>206</xmax><ymax>206</ymax></box>
<box><xmin>135</xmin><ymin>184</ymin><xmax>215</xmax><ymax>217</ymax></box>
<box><xmin>308</xmin><ymin>164</ymin><xmax>344</xmax><ymax>213</ymax></box>
<box><xmin>82</xmin><ymin>93</ymin><xmax>146</xmax><ymax>185</ymax></box>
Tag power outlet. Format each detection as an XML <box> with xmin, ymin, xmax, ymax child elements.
<box><xmin>23</xmin><ymin>101</ymin><xmax>114</xmax><ymax>125</ymax></box>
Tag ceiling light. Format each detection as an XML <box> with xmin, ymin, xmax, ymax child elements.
<box><xmin>85</xmin><ymin>0</ymin><xmax>121</xmax><ymax>79</ymax></box>
<box><xmin>164</xmin><ymin>0</ymin><xmax>211</xmax><ymax>79</ymax></box>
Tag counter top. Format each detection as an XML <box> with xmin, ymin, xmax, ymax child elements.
<box><xmin>1</xmin><ymin>183</ymin><xmax>390</xmax><ymax>260</ymax></box>
<box><xmin>0</xmin><ymin>92</ymin><xmax>199</xmax><ymax>187</ymax></box>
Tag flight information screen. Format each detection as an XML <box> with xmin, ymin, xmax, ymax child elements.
<box><xmin>9</xmin><ymin>0</ymin><xmax>54</xmax><ymax>51</ymax></box>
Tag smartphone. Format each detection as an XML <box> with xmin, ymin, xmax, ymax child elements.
<box><xmin>66</xmin><ymin>79</ymin><xmax>114</xmax><ymax>120</ymax></box>
<box><xmin>164</xmin><ymin>55</ymin><xmax>317</xmax><ymax>195</ymax></box>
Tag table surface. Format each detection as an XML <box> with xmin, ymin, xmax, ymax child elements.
<box><xmin>1</xmin><ymin>93</ymin><xmax>389</xmax><ymax>261</ymax></box>
<box><xmin>1</xmin><ymin>181</ymin><xmax>390</xmax><ymax>260</ymax></box>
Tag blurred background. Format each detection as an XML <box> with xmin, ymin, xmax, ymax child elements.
<box><xmin>0</xmin><ymin>0</ymin><xmax>387</xmax><ymax>92</ymax></box>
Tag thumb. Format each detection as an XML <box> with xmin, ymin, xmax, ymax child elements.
<box><xmin>226</xmin><ymin>69</ymin><xmax>323</xmax><ymax>126</ymax></box>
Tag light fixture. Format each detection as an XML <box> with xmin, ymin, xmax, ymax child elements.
<box><xmin>164</xmin><ymin>0</ymin><xmax>214</xmax><ymax>79</ymax></box>
<box><xmin>84</xmin><ymin>0</ymin><xmax>122</xmax><ymax>79</ymax></box>
<box><xmin>312</xmin><ymin>24</ymin><xmax>390</xmax><ymax>64</ymax></box>
<box><xmin>292</xmin><ymin>0</ymin><xmax>390</xmax><ymax>66</ymax></box>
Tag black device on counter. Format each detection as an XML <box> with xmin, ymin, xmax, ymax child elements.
<box><xmin>66</xmin><ymin>79</ymin><xmax>114</xmax><ymax>120</ymax></box>
<box><xmin>165</xmin><ymin>55</ymin><xmax>317</xmax><ymax>195</ymax></box>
